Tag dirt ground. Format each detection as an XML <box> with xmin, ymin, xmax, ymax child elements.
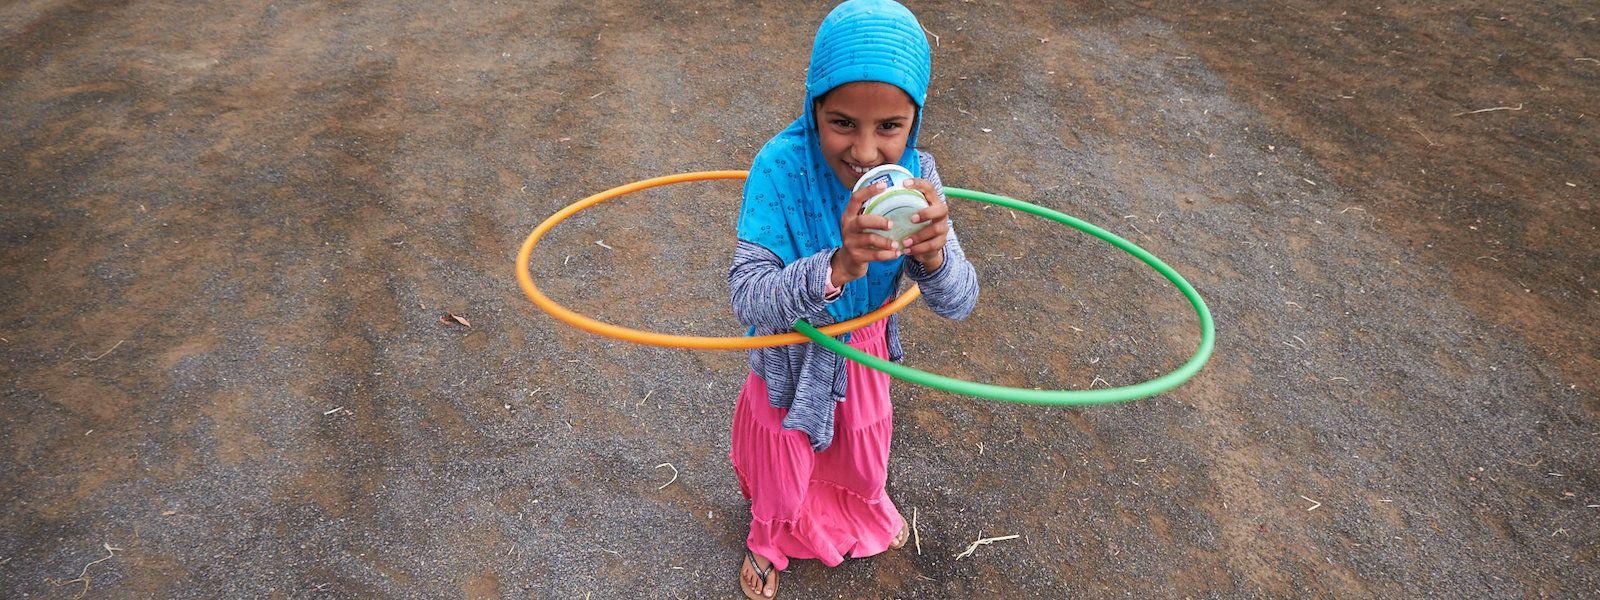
<box><xmin>2</xmin><ymin>0</ymin><xmax>1597</xmax><ymax>597</ymax></box>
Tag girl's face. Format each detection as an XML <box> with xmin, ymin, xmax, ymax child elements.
<box><xmin>814</xmin><ymin>81</ymin><xmax>918</xmax><ymax>188</ymax></box>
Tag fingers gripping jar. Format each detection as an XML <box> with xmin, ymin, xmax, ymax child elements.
<box><xmin>852</xmin><ymin>164</ymin><xmax>931</xmax><ymax>243</ymax></box>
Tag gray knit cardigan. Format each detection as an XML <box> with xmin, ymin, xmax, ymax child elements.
<box><xmin>728</xmin><ymin>152</ymin><xmax>979</xmax><ymax>451</ymax></box>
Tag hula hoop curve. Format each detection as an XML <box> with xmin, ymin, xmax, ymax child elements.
<box><xmin>515</xmin><ymin>171</ymin><xmax>922</xmax><ymax>350</ymax></box>
<box><xmin>794</xmin><ymin>186</ymin><xmax>1215</xmax><ymax>406</ymax></box>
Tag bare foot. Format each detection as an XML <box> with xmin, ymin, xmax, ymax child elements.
<box><xmin>890</xmin><ymin>520</ymin><xmax>910</xmax><ymax>550</ymax></box>
<box><xmin>740</xmin><ymin>551</ymin><xmax>777</xmax><ymax>599</ymax></box>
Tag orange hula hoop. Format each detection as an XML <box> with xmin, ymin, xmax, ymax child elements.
<box><xmin>514</xmin><ymin>170</ymin><xmax>922</xmax><ymax>350</ymax></box>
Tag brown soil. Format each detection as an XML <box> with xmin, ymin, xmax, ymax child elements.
<box><xmin>2</xmin><ymin>0</ymin><xmax>1595</xmax><ymax>597</ymax></box>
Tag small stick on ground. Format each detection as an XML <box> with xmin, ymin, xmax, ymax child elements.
<box><xmin>322</xmin><ymin>406</ymin><xmax>345</xmax><ymax>416</ymax></box>
<box><xmin>83</xmin><ymin>340</ymin><xmax>124</xmax><ymax>362</ymax></box>
<box><xmin>654</xmin><ymin>463</ymin><xmax>678</xmax><ymax>490</ymax></box>
<box><xmin>1453</xmin><ymin>103</ymin><xmax>1523</xmax><ymax>117</ymax></box>
<box><xmin>49</xmin><ymin>543</ymin><xmax>122</xmax><ymax>600</ymax></box>
<box><xmin>954</xmin><ymin>534</ymin><xmax>1019</xmax><ymax>560</ymax></box>
<box><xmin>1300</xmin><ymin>495</ymin><xmax>1322</xmax><ymax>511</ymax></box>
<box><xmin>1407</xmin><ymin>124</ymin><xmax>1438</xmax><ymax>146</ymax></box>
<box><xmin>636</xmin><ymin>390</ymin><xmax>653</xmax><ymax>409</ymax></box>
<box><xmin>911</xmin><ymin>506</ymin><xmax>922</xmax><ymax>555</ymax></box>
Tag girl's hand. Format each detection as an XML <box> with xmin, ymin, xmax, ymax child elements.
<box><xmin>831</xmin><ymin>182</ymin><xmax>900</xmax><ymax>287</ymax></box>
<box><xmin>900</xmin><ymin>178</ymin><xmax>949</xmax><ymax>271</ymax></box>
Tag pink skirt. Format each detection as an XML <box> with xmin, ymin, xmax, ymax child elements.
<box><xmin>729</xmin><ymin>318</ymin><xmax>902</xmax><ymax>571</ymax></box>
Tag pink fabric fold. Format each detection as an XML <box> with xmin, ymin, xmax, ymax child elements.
<box><xmin>729</xmin><ymin>318</ymin><xmax>903</xmax><ymax>571</ymax></box>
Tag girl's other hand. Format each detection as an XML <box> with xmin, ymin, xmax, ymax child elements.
<box><xmin>832</xmin><ymin>182</ymin><xmax>900</xmax><ymax>287</ymax></box>
<box><xmin>902</xmin><ymin>178</ymin><xmax>949</xmax><ymax>270</ymax></box>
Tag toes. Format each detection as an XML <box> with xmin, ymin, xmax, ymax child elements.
<box><xmin>740</xmin><ymin>554</ymin><xmax>776</xmax><ymax>598</ymax></box>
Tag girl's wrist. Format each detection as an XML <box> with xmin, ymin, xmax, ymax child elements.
<box><xmin>915</xmin><ymin>249</ymin><xmax>945</xmax><ymax>272</ymax></box>
<box><xmin>828</xmin><ymin>248</ymin><xmax>856</xmax><ymax>288</ymax></box>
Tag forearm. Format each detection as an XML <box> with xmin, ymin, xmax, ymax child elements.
<box><xmin>907</xmin><ymin>229</ymin><xmax>978</xmax><ymax>320</ymax></box>
<box><xmin>729</xmin><ymin>240</ymin><xmax>836</xmax><ymax>328</ymax></box>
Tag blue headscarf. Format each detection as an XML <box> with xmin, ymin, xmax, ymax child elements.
<box><xmin>737</xmin><ymin>0</ymin><xmax>932</xmax><ymax>325</ymax></box>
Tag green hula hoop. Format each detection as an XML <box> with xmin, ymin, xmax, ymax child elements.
<box><xmin>793</xmin><ymin>186</ymin><xmax>1215</xmax><ymax>406</ymax></box>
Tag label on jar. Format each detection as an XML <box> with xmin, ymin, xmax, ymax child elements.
<box><xmin>853</xmin><ymin>164</ymin><xmax>915</xmax><ymax>194</ymax></box>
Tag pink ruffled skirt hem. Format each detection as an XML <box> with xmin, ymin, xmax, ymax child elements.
<box><xmin>729</xmin><ymin>318</ymin><xmax>903</xmax><ymax>571</ymax></box>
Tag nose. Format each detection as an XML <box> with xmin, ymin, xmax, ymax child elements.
<box><xmin>848</xmin><ymin>135</ymin><xmax>879</xmax><ymax>166</ymax></box>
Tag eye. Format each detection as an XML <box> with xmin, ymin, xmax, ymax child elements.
<box><xmin>832</xmin><ymin>119</ymin><xmax>854</xmax><ymax>129</ymax></box>
<box><xmin>878</xmin><ymin>122</ymin><xmax>903</xmax><ymax>132</ymax></box>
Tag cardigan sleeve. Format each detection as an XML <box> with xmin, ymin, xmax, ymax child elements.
<box><xmin>905</xmin><ymin>152</ymin><xmax>979</xmax><ymax>320</ymax></box>
<box><xmin>729</xmin><ymin>241</ymin><xmax>838</xmax><ymax>329</ymax></box>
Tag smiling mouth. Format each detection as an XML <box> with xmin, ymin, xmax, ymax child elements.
<box><xmin>845</xmin><ymin>161</ymin><xmax>880</xmax><ymax>176</ymax></box>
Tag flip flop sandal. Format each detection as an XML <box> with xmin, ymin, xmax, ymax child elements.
<box><xmin>741</xmin><ymin>550</ymin><xmax>778</xmax><ymax>599</ymax></box>
<box><xmin>890</xmin><ymin>521</ymin><xmax>910</xmax><ymax>550</ymax></box>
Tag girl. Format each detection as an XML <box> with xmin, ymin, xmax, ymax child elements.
<box><xmin>728</xmin><ymin>1</ymin><xmax>978</xmax><ymax>597</ymax></box>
